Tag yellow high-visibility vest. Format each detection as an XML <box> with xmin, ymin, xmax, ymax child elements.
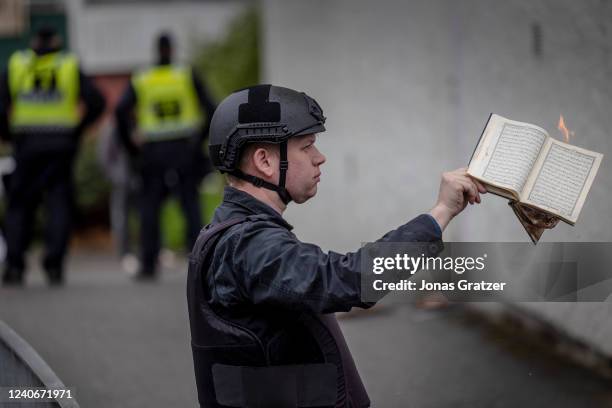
<box><xmin>8</xmin><ymin>50</ymin><xmax>80</xmax><ymax>131</ymax></box>
<box><xmin>132</xmin><ymin>65</ymin><xmax>203</xmax><ymax>141</ymax></box>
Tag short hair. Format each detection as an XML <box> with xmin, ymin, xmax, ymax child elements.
<box><xmin>36</xmin><ymin>26</ymin><xmax>57</xmax><ymax>40</ymax></box>
<box><xmin>34</xmin><ymin>26</ymin><xmax>59</xmax><ymax>48</ymax></box>
<box><xmin>225</xmin><ymin>142</ymin><xmax>279</xmax><ymax>185</ymax></box>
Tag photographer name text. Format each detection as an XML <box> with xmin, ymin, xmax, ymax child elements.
<box><xmin>370</xmin><ymin>253</ymin><xmax>506</xmax><ymax>292</ymax></box>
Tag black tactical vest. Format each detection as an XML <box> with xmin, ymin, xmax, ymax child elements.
<box><xmin>187</xmin><ymin>217</ymin><xmax>371</xmax><ymax>407</ymax></box>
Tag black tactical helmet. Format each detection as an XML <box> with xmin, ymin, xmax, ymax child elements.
<box><xmin>209</xmin><ymin>84</ymin><xmax>326</xmax><ymax>204</ymax></box>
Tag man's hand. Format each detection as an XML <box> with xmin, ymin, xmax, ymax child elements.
<box><xmin>429</xmin><ymin>167</ymin><xmax>487</xmax><ymax>231</ymax></box>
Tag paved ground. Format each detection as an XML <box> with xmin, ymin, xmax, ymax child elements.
<box><xmin>1</xmin><ymin>250</ymin><xmax>611</xmax><ymax>408</ymax></box>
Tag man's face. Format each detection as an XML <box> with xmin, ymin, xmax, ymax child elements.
<box><xmin>285</xmin><ymin>134</ymin><xmax>326</xmax><ymax>203</ymax></box>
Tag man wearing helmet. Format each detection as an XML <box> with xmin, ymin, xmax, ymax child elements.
<box><xmin>226</xmin><ymin>132</ymin><xmax>324</xmax><ymax>210</ymax></box>
<box><xmin>187</xmin><ymin>84</ymin><xmax>486</xmax><ymax>407</ymax></box>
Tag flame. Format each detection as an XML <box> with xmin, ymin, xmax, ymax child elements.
<box><xmin>557</xmin><ymin>115</ymin><xmax>575</xmax><ymax>143</ymax></box>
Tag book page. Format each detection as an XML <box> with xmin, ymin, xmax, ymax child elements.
<box><xmin>523</xmin><ymin>140</ymin><xmax>603</xmax><ymax>223</ymax></box>
<box><xmin>468</xmin><ymin>114</ymin><xmax>549</xmax><ymax>194</ymax></box>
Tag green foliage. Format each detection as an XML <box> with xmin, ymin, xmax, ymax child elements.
<box><xmin>74</xmin><ymin>135</ymin><xmax>111</xmax><ymax>218</ymax></box>
<box><xmin>191</xmin><ymin>6</ymin><xmax>261</xmax><ymax>101</ymax></box>
<box><xmin>161</xmin><ymin>199</ymin><xmax>185</xmax><ymax>250</ymax></box>
<box><xmin>161</xmin><ymin>186</ymin><xmax>223</xmax><ymax>250</ymax></box>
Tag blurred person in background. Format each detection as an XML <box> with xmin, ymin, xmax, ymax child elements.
<box><xmin>96</xmin><ymin>121</ymin><xmax>140</xmax><ymax>275</ymax></box>
<box><xmin>0</xmin><ymin>26</ymin><xmax>105</xmax><ymax>286</ymax></box>
<box><xmin>115</xmin><ymin>32</ymin><xmax>216</xmax><ymax>280</ymax></box>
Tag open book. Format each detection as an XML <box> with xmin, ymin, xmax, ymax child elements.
<box><xmin>468</xmin><ymin>114</ymin><xmax>603</xmax><ymax>230</ymax></box>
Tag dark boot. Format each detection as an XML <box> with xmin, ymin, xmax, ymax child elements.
<box><xmin>133</xmin><ymin>265</ymin><xmax>158</xmax><ymax>282</ymax></box>
<box><xmin>45</xmin><ymin>267</ymin><xmax>64</xmax><ymax>286</ymax></box>
<box><xmin>2</xmin><ymin>266</ymin><xmax>24</xmax><ymax>286</ymax></box>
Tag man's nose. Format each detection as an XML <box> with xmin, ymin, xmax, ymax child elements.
<box><xmin>314</xmin><ymin>147</ymin><xmax>326</xmax><ymax>166</ymax></box>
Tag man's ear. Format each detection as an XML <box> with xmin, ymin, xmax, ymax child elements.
<box><xmin>251</xmin><ymin>146</ymin><xmax>277</xmax><ymax>178</ymax></box>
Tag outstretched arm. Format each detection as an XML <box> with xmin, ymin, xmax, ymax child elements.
<box><xmin>114</xmin><ymin>83</ymin><xmax>139</xmax><ymax>157</ymax></box>
<box><xmin>212</xmin><ymin>214</ymin><xmax>443</xmax><ymax>314</ymax></box>
<box><xmin>76</xmin><ymin>70</ymin><xmax>105</xmax><ymax>138</ymax></box>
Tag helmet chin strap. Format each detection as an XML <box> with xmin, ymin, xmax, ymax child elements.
<box><xmin>230</xmin><ymin>141</ymin><xmax>293</xmax><ymax>205</ymax></box>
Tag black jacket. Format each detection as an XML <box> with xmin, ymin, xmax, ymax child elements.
<box><xmin>192</xmin><ymin>186</ymin><xmax>443</xmax><ymax>406</ymax></box>
<box><xmin>207</xmin><ymin>186</ymin><xmax>443</xmax><ymax>316</ymax></box>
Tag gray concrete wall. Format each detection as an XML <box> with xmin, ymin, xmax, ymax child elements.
<box><xmin>261</xmin><ymin>0</ymin><xmax>612</xmax><ymax>355</ymax></box>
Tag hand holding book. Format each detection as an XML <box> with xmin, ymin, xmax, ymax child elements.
<box><xmin>467</xmin><ymin>114</ymin><xmax>603</xmax><ymax>243</ymax></box>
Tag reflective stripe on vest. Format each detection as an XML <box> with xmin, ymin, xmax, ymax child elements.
<box><xmin>8</xmin><ymin>50</ymin><xmax>80</xmax><ymax>131</ymax></box>
<box><xmin>132</xmin><ymin>65</ymin><xmax>203</xmax><ymax>142</ymax></box>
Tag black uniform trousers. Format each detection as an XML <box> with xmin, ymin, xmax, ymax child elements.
<box><xmin>138</xmin><ymin>138</ymin><xmax>203</xmax><ymax>274</ymax></box>
<box><xmin>4</xmin><ymin>148</ymin><xmax>75</xmax><ymax>274</ymax></box>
